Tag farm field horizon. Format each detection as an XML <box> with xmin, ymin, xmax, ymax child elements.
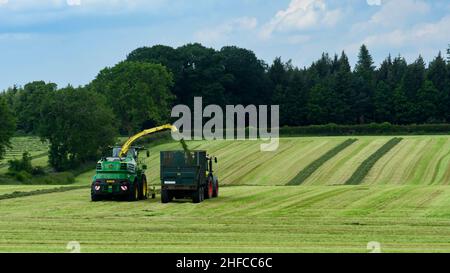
<box><xmin>1</xmin><ymin>135</ymin><xmax>450</xmax><ymax>252</ymax></box>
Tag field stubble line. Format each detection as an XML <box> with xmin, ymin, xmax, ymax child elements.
<box><xmin>287</xmin><ymin>139</ymin><xmax>358</xmax><ymax>186</ymax></box>
<box><xmin>345</xmin><ymin>138</ymin><xmax>403</xmax><ymax>185</ymax></box>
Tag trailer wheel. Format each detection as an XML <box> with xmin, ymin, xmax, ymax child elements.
<box><xmin>193</xmin><ymin>187</ymin><xmax>203</xmax><ymax>203</ymax></box>
<box><xmin>205</xmin><ymin>178</ymin><xmax>213</xmax><ymax>199</ymax></box>
<box><xmin>161</xmin><ymin>189</ymin><xmax>172</xmax><ymax>203</ymax></box>
<box><xmin>213</xmin><ymin>180</ymin><xmax>219</xmax><ymax>198</ymax></box>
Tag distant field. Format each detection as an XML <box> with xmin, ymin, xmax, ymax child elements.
<box><xmin>141</xmin><ymin>136</ymin><xmax>450</xmax><ymax>186</ymax></box>
<box><xmin>2</xmin><ymin>135</ymin><xmax>450</xmax><ymax>252</ymax></box>
<box><xmin>0</xmin><ymin>137</ymin><xmax>48</xmax><ymax>162</ymax></box>
<box><xmin>0</xmin><ymin>137</ymin><xmax>49</xmax><ymax>173</ymax></box>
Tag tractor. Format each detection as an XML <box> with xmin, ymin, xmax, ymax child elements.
<box><xmin>91</xmin><ymin>124</ymin><xmax>177</xmax><ymax>202</ymax></box>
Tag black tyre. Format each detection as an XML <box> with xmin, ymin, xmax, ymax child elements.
<box><xmin>140</xmin><ymin>176</ymin><xmax>148</xmax><ymax>200</ymax></box>
<box><xmin>161</xmin><ymin>189</ymin><xmax>172</xmax><ymax>203</ymax></box>
<box><xmin>212</xmin><ymin>179</ymin><xmax>219</xmax><ymax>198</ymax></box>
<box><xmin>127</xmin><ymin>182</ymin><xmax>139</xmax><ymax>202</ymax></box>
<box><xmin>193</xmin><ymin>187</ymin><xmax>203</xmax><ymax>203</ymax></box>
<box><xmin>91</xmin><ymin>191</ymin><xmax>102</xmax><ymax>202</ymax></box>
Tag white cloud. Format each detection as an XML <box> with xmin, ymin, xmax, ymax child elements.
<box><xmin>0</xmin><ymin>0</ymin><xmax>166</xmax><ymax>10</ymax></box>
<box><xmin>195</xmin><ymin>17</ymin><xmax>258</xmax><ymax>44</ymax></box>
<box><xmin>67</xmin><ymin>0</ymin><xmax>81</xmax><ymax>6</ymax></box>
<box><xmin>371</xmin><ymin>0</ymin><xmax>429</xmax><ymax>27</ymax></box>
<box><xmin>260</xmin><ymin>0</ymin><xmax>342</xmax><ymax>39</ymax></box>
<box><xmin>350</xmin><ymin>15</ymin><xmax>450</xmax><ymax>55</ymax></box>
<box><xmin>366</xmin><ymin>0</ymin><xmax>382</xmax><ymax>6</ymax></box>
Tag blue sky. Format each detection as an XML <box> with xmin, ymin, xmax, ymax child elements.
<box><xmin>0</xmin><ymin>0</ymin><xmax>449</xmax><ymax>90</ymax></box>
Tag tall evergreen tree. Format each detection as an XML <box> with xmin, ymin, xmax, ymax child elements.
<box><xmin>353</xmin><ymin>45</ymin><xmax>376</xmax><ymax>123</ymax></box>
<box><xmin>427</xmin><ymin>52</ymin><xmax>448</xmax><ymax>121</ymax></box>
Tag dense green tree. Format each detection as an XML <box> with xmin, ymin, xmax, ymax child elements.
<box><xmin>391</xmin><ymin>85</ymin><xmax>412</xmax><ymax>124</ymax></box>
<box><xmin>39</xmin><ymin>87</ymin><xmax>116</xmax><ymax>171</ymax></box>
<box><xmin>428</xmin><ymin>53</ymin><xmax>448</xmax><ymax>121</ymax></box>
<box><xmin>403</xmin><ymin>56</ymin><xmax>426</xmax><ymax>101</ymax></box>
<box><xmin>5</xmin><ymin>42</ymin><xmax>450</xmax><ymax>133</ymax></box>
<box><xmin>271</xmin><ymin>59</ymin><xmax>308</xmax><ymax>126</ymax></box>
<box><xmin>374</xmin><ymin>81</ymin><xmax>394</xmax><ymax>123</ymax></box>
<box><xmin>416</xmin><ymin>81</ymin><xmax>440</xmax><ymax>123</ymax></box>
<box><xmin>0</xmin><ymin>96</ymin><xmax>16</xmax><ymax>159</ymax></box>
<box><xmin>14</xmin><ymin>81</ymin><xmax>57</xmax><ymax>133</ymax></box>
<box><xmin>220</xmin><ymin>46</ymin><xmax>271</xmax><ymax>106</ymax></box>
<box><xmin>427</xmin><ymin>53</ymin><xmax>447</xmax><ymax>93</ymax></box>
<box><xmin>332</xmin><ymin>52</ymin><xmax>354</xmax><ymax>124</ymax></box>
<box><xmin>176</xmin><ymin>43</ymin><xmax>230</xmax><ymax>106</ymax></box>
<box><xmin>353</xmin><ymin>45</ymin><xmax>376</xmax><ymax>123</ymax></box>
<box><xmin>89</xmin><ymin>61</ymin><xmax>174</xmax><ymax>135</ymax></box>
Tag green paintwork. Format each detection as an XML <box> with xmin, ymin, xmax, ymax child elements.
<box><xmin>91</xmin><ymin>147</ymin><xmax>147</xmax><ymax>199</ymax></box>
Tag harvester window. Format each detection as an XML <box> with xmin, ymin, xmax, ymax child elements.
<box><xmin>112</xmin><ymin>148</ymin><xmax>122</xmax><ymax>157</ymax></box>
<box><xmin>127</xmin><ymin>148</ymin><xmax>138</xmax><ymax>159</ymax></box>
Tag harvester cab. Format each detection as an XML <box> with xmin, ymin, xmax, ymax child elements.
<box><xmin>91</xmin><ymin>124</ymin><xmax>177</xmax><ymax>202</ymax></box>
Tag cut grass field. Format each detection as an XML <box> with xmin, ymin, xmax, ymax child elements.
<box><xmin>2</xmin><ymin>135</ymin><xmax>450</xmax><ymax>252</ymax></box>
<box><xmin>0</xmin><ymin>137</ymin><xmax>49</xmax><ymax>174</ymax></box>
<box><xmin>0</xmin><ymin>137</ymin><xmax>48</xmax><ymax>164</ymax></box>
<box><xmin>1</xmin><ymin>186</ymin><xmax>450</xmax><ymax>252</ymax></box>
<box><xmin>345</xmin><ymin>138</ymin><xmax>403</xmax><ymax>185</ymax></box>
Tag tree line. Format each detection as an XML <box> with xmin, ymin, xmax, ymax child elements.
<box><xmin>0</xmin><ymin>43</ymin><xmax>449</xmax><ymax>170</ymax></box>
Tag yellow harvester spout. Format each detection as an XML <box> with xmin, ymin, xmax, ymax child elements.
<box><xmin>119</xmin><ymin>124</ymin><xmax>178</xmax><ymax>157</ymax></box>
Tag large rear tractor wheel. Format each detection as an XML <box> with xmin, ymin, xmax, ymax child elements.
<box><xmin>161</xmin><ymin>189</ymin><xmax>172</xmax><ymax>203</ymax></box>
<box><xmin>212</xmin><ymin>180</ymin><xmax>219</xmax><ymax>198</ymax></box>
<box><xmin>140</xmin><ymin>176</ymin><xmax>148</xmax><ymax>200</ymax></box>
<box><xmin>128</xmin><ymin>182</ymin><xmax>139</xmax><ymax>202</ymax></box>
<box><xmin>204</xmin><ymin>178</ymin><xmax>213</xmax><ymax>199</ymax></box>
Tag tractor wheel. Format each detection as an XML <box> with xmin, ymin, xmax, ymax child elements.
<box><xmin>204</xmin><ymin>178</ymin><xmax>213</xmax><ymax>199</ymax></box>
<box><xmin>140</xmin><ymin>176</ymin><xmax>148</xmax><ymax>200</ymax></box>
<box><xmin>161</xmin><ymin>189</ymin><xmax>172</xmax><ymax>203</ymax></box>
<box><xmin>91</xmin><ymin>191</ymin><xmax>102</xmax><ymax>202</ymax></box>
<box><xmin>128</xmin><ymin>182</ymin><xmax>139</xmax><ymax>202</ymax></box>
<box><xmin>212</xmin><ymin>180</ymin><xmax>219</xmax><ymax>198</ymax></box>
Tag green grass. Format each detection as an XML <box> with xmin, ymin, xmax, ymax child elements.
<box><xmin>363</xmin><ymin>136</ymin><xmax>450</xmax><ymax>185</ymax></box>
<box><xmin>0</xmin><ymin>137</ymin><xmax>48</xmax><ymax>165</ymax></box>
<box><xmin>1</xmin><ymin>186</ymin><xmax>450</xmax><ymax>252</ymax></box>
<box><xmin>0</xmin><ymin>186</ymin><xmax>85</xmax><ymax>201</ymax></box>
<box><xmin>2</xmin><ymin>136</ymin><xmax>450</xmax><ymax>252</ymax></box>
<box><xmin>287</xmin><ymin>139</ymin><xmax>358</xmax><ymax>185</ymax></box>
<box><xmin>141</xmin><ymin>137</ymin><xmax>346</xmax><ymax>186</ymax></box>
<box><xmin>345</xmin><ymin>138</ymin><xmax>403</xmax><ymax>185</ymax></box>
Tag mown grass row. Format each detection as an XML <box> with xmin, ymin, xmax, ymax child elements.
<box><xmin>287</xmin><ymin>139</ymin><xmax>358</xmax><ymax>185</ymax></box>
<box><xmin>345</xmin><ymin>138</ymin><xmax>403</xmax><ymax>185</ymax></box>
<box><xmin>2</xmin><ymin>185</ymin><xmax>450</xmax><ymax>252</ymax></box>
<box><xmin>0</xmin><ymin>186</ymin><xmax>85</xmax><ymax>201</ymax></box>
